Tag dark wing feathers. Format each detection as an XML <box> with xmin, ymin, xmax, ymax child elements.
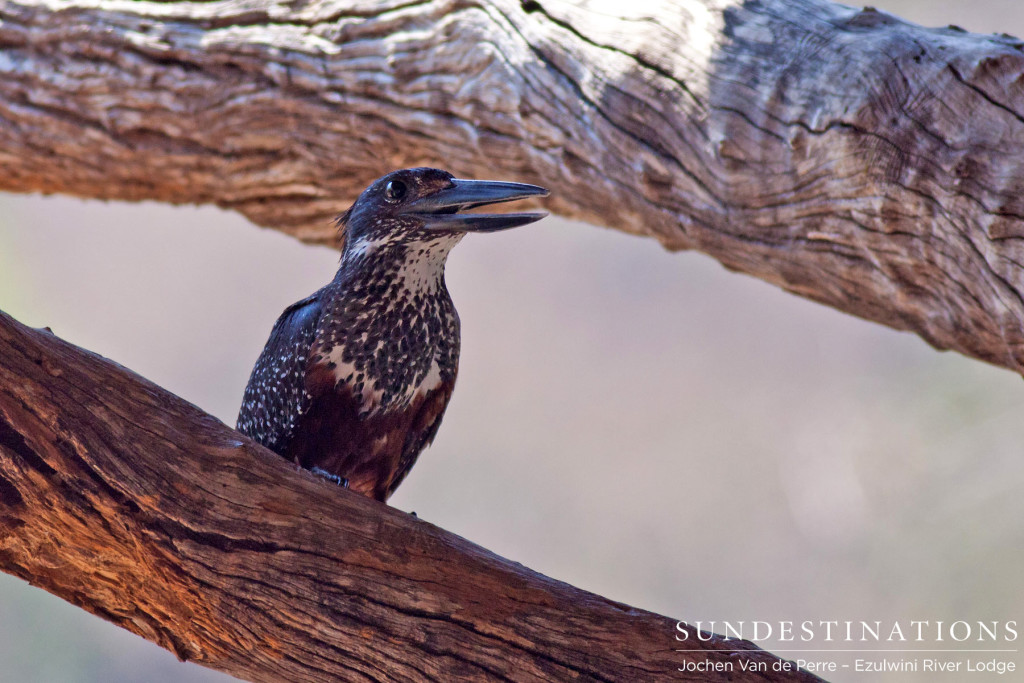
<box><xmin>236</xmin><ymin>291</ymin><xmax>324</xmax><ymax>454</ymax></box>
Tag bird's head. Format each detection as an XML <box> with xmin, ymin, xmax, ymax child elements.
<box><xmin>337</xmin><ymin>168</ymin><xmax>548</xmax><ymax>255</ymax></box>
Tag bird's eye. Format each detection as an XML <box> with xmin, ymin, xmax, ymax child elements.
<box><xmin>384</xmin><ymin>180</ymin><xmax>407</xmax><ymax>202</ymax></box>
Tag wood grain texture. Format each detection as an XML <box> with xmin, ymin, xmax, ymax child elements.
<box><xmin>1</xmin><ymin>0</ymin><xmax>1024</xmax><ymax>374</ymax></box>
<box><xmin>0</xmin><ymin>308</ymin><xmax>821</xmax><ymax>681</ymax></box>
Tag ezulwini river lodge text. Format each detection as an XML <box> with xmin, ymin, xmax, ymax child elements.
<box><xmin>678</xmin><ymin>657</ymin><xmax>1016</xmax><ymax>676</ymax></box>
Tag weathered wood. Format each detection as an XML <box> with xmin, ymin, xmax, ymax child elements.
<box><xmin>2</xmin><ymin>0</ymin><xmax>1024</xmax><ymax>375</ymax></box>
<box><xmin>0</xmin><ymin>308</ymin><xmax>821</xmax><ymax>681</ymax></box>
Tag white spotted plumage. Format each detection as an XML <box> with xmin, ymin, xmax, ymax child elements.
<box><xmin>236</xmin><ymin>230</ymin><xmax>462</xmax><ymax>452</ymax></box>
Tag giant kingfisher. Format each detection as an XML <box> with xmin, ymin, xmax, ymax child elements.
<box><xmin>237</xmin><ymin>168</ymin><xmax>548</xmax><ymax>501</ymax></box>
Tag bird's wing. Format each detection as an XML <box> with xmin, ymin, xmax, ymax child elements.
<box><xmin>384</xmin><ymin>380</ymin><xmax>455</xmax><ymax>500</ymax></box>
<box><xmin>236</xmin><ymin>291</ymin><xmax>324</xmax><ymax>455</ymax></box>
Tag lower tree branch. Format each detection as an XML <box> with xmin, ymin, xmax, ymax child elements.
<box><xmin>0</xmin><ymin>309</ymin><xmax>820</xmax><ymax>682</ymax></box>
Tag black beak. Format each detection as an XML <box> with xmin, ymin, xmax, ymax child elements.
<box><xmin>401</xmin><ymin>179</ymin><xmax>549</xmax><ymax>232</ymax></box>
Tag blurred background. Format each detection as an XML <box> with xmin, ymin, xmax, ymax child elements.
<box><xmin>1</xmin><ymin>1</ymin><xmax>1022</xmax><ymax>681</ymax></box>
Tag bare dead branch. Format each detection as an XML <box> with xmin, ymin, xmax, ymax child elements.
<box><xmin>1</xmin><ymin>0</ymin><xmax>1024</xmax><ymax>374</ymax></box>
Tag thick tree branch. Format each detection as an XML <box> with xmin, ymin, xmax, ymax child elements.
<box><xmin>0</xmin><ymin>308</ymin><xmax>820</xmax><ymax>682</ymax></box>
<box><xmin>2</xmin><ymin>0</ymin><xmax>1024</xmax><ymax>373</ymax></box>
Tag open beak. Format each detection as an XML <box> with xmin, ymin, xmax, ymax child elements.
<box><xmin>401</xmin><ymin>179</ymin><xmax>549</xmax><ymax>232</ymax></box>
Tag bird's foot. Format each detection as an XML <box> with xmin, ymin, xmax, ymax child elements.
<box><xmin>311</xmin><ymin>467</ymin><xmax>349</xmax><ymax>488</ymax></box>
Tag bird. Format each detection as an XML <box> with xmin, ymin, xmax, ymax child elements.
<box><xmin>237</xmin><ymin>168</ymin><xmax>548</xmax><ymax>501</ymax></box>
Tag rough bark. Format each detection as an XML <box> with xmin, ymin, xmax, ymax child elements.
<box><xmin>1</xmin><ymin>0</ymin><xmax>1024</xmax><ymax>374</ymax></box>
<box><xmin>0</xmin><ymin>308</ymin><xmax>821</xmax><ymax>682</ymax></box>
